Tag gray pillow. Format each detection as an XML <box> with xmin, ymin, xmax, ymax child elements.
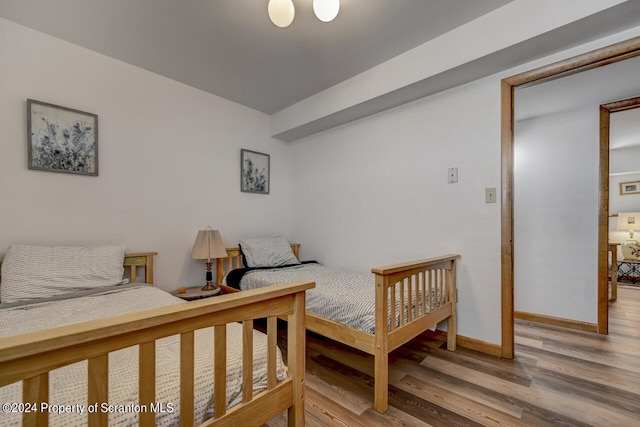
<box><xmin>1</xmin><ymin>244</ymin><xmax>127</xmax><ymax>303</ymax></box>
<box><xmin>239</xmin><ymin>236</ymin><xmax>300</xmax><ymax>268</ymax></box>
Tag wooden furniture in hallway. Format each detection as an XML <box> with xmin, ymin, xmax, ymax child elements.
<box><xmin>609</xmin><ymin>242</ymin><xmax>620</xmax><ymax>301</ymax></box>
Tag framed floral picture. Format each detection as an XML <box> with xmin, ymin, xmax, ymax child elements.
<box><xmin>27</xmin><ymin>99</ymin><xmax>98</xmax><ymax>176</ymax></box>
<box><xmin>241</xmin><ymin>149</ymin><xmax>270</xmax><ymax>194</ymax></box>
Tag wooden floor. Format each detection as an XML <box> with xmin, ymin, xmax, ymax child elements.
<box><xmin>264</xmin><ymin>286</ymin><xmax>640</xmax><ymax>426</ymax></box>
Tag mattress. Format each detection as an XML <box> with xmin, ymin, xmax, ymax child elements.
<box><xmin>0</xmin><ymin>284</ymin><xmax>286</xmax><ymax>426</ymax></box>
<box><xmin>229</xmin><ymin>263</ymin><xmax>441</xmax><ymax>334</ymax></box>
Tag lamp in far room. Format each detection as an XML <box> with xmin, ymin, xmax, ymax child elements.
<box><xmin>618</xmin><ymin>212</ymin><xmax>640</xmax><ymax>260</ymax></box>
<box><xmin>191</xmin><ymin>227</ymin><xmax>228</xmax><ymax>291</ymax></box>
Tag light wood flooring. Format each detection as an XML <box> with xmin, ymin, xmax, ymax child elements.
<box><xmin>264</xmin><ymin>286</ymin><xmax>640</xmax><ymax>426</ymax></box>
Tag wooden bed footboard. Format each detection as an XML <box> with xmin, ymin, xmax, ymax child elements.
<box><xmin>369</xmin><ymin>254</ymin><xmax>460</xmax><ymax>412</ymax></box>
<box><xmin>0</xmin><ymin>280</ymin><xmax>314</xmax><ymax>427</ymax></box>
<box><xmin>372</xmin><ymin>254</ymin><xmax>459</xmax><ymax>350</ymax></box>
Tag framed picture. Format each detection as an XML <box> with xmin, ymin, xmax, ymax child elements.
<box><xmin>620</xmin><ymin>181</ymin><xmax>640</xmax><ymax>195</ymax></box>
<box><xmin>241</xmin><ymin>149</ymin><xmax>270</xmax><ymax>194</ymax></box>
<box><xmin>27</xmin><ymin>99</ymin><xmax>98</xmax><ymax>176</ymax></box>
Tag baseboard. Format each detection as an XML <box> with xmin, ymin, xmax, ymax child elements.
<box><xmin>515</xmin><ymin>311</ymin><xmax>598</xmax><ymax>333</ymax></box>
<box><xmin>456</xmin><ymin>334</ymin><xmax>502</xmax><ymax>357</ymax></box>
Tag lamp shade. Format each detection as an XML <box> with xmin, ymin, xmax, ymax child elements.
<box><xmin>191</xmin><ymin>228</ymin><xmax>227</xmax><ymax>261</ymax></box>
<box><xmin>617</xmin><ymin>212</ymin><xmax>640</xmax><ymax>232</ymax></box>
<box><xmin>618</xmin><ymin>212</ymin><xmax>640</xmax><ymax>260</ymax></box>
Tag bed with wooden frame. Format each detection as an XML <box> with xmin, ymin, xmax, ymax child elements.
<box><xmin>217</xmin><ymin>244</ymin><xmax>459</xmax><ymax>413</ymax></box>
<box><xmin>0</xmin><ymin>251</ymin><xmax>313</xmax><ymax>427</ymax></box>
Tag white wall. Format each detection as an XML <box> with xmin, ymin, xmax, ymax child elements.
<box><xmin>611</xmin><ymin>147</ymin><xmax>640</xmax><ymax>175</ymax></box>
<box><xmin>0</xmin><ymin>18</ymin><xmax>294</xmax><ymax>290</ymax></box>
<box><xmin>290</xmin><ymin>25</ymin><xmax>640</xmax><ymax>344</ymax></box>
<box><xmin>290</xmin><ymin>77</ymin><xmax>504</xmax><ymax>343</ymax></box>
<box><xmin>514</xmin><ymin>108</ymin><xmax>599</xmax><ymax>322</ymax></box>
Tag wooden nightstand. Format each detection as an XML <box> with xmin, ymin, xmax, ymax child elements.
<box><xmin>171</xmin><ymin>286</ymin><xmax>222</xmax><ymax>301</ymax></box>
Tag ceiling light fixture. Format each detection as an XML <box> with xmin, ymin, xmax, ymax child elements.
<box><xmin>268</xmin><ymin>0</ymin><xmax>340</xmax><ymax>28</ymax></box>
<box><xmin>268</xmin><ymin>0</ymin><xmax>295</xmax><ymax>28</ymax></box>
<box><xmin>313</xmin><ymin>0</ymin><xmax>340</xmax><ymax>22</ymax></box>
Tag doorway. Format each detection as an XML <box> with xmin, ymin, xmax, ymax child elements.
<box><xmin>500</xmin><ymin>36</ymin><xmax>640</xmax><ymax>358</ymax></box>
<box><xmin>604</xmin><ymin>97</ymin><xmax>640</xmax><ymax>298</ymax></box>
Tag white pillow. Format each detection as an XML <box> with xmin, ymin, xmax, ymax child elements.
<box><xmin>239</xmin><ymin>236</ymin><xmax>300</xmax><ymax>268</ymax></box>
<box><xmin>1</xmin><ymin>244</ymin><xmax>127</xmax><ymax>303</ymax></box>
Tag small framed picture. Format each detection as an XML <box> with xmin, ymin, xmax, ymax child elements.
<box><xmin>27</xmin><ymin>99</ymin><xmax>98</xmax><ymax>176</ymax></box>
<box><xmin>241</xmin><ymin>149</ymin><xmax>270</xmax><ymax>194</ymax></box>
<box><xmin>620</xmin><ymin>181</ymin><xmax>640</xmax><ymax>195</ymax></box>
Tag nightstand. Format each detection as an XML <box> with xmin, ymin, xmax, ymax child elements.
<box><xmin>171</xmin><ymin>286</ymin><xmax>222</xmax><ymax>301</ymax></box>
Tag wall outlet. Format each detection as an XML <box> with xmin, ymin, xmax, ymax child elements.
<box><xmin>486</xmin><ymin>187</ymin><xmax>497</xmax><ymax>203</ymax></box>
<box><xmin>447</xmin><ymin>167</ymin><xmax>458</xmax><ymax>183</ymax></box>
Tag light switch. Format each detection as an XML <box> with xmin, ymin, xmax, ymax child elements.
<box><xmin>486</xmin><ymin>187</ymin><xmax>497</xmax><ymax>203</ymax></box>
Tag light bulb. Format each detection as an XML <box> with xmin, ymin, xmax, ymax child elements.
<box><xmin>313</xmin><ymin>0</ymin><xmax>340</xmax><ymax>22</ymax></box>
<box><xmin>268</xmin><ymin>0</ymin><xmax>295</xmax><ymax>28</ymax></box>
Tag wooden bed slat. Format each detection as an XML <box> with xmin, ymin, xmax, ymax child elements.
<box><xmin>287</xmin><ymin>291</ymin><xmax>306</xmax><ymax>426</ymax></box>
<box><xmin>139</xmin><ymin>341</ymin><xmax>156</xmax><ymax>427</ymax></box>
<box><xmin>88</xmin><ymin>354</ymin><xmax>109</xmax><ymax>427</ymax></box>
<box><xmin>410</xmin><ymin>277</ymin><xmax>414</xmax><ymax>320</ymax></box>
<box><xmin>420</xmin><ymin>271</ymin><xmax>427</xmax><ymax>316</ymax></box>
<box><xmin>446</xmin><ymin>265</ymin><xmax>457</xmax><ymax>352</ymax></box>
<box><xmin>388</xmin><ymin>304</ymin><xmax>453</xmax><ymax>351</ymax></box>
<box><xmin>200</xmin><ymin>380</ymin><xmax>293</xmax><ymax>427</ymax></box>
<box><xmin>180</xmin><ymin>331</ymin><xmax>195</xmax><ymax>426</ymax></box>
<box><xmin>124</xmin><ymin>252</ymin><xmax>156</xmax><ymax>284</ymax></box>
<box><xmin>214</xmin><ymin>325</ymin><xmax>227</xmax><ymax>418</ymax></box>
<box><xmin>267</xmin><ymin>316</ymin><xmax>277</xmax><ymax>390</ymax></box>
<box><xmin>22</xmin><ymin>373</ymin><xmax>48</xmax><ymax>426</ymax></box>
<box><xmin>242</xmin><ymin>320</ymin><xmax>254</xmax><ymax>403</ymax></box>
<box><xmin>374</xmin><ymin>273</ymin><xmax>390</xmax><ymax>413</ymax></box>
<box><xmin>399</xmin><ymin>280</ymin><xmax>405</xmax><ymax>327</ymax></box>
<box><xmin>390</xmin><ymin>285</ymin><xmax>396</xmax><ymax>332</ymax></box>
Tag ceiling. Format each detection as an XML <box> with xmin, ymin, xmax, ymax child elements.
<box><xmin>611</xmin><ymin>107</ymin><xmax>640</xmax><ymax>151</ymax></box>
<box><xmin>0</xmin><ymin>0</ymin><xmax>511</xmax><ymax>114</ymax></box>
<box><xmin>515</xmin><ymin>54</ymin><xmax>640</xmax><ymax>150</ymax></box>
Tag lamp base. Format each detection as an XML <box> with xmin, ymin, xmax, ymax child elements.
<box><xmin>201</xmin><ymin>281</ymin><xmax>218</xmax><ymax>291</ymax></box>
<box><xmin>622</xmin><ymin>239</ymin><xmax>640</xmax><ymax>260</ymax></box>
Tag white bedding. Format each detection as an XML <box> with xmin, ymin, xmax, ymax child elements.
<box><xmin>0</xmin><ymin>285</ymin><xmax>286</xmax><ymax>426</ymax></box>
<box><xmin>237</xmin><ymin>263</ymin><xmax>441</xmax><ymax>334</ymax></box>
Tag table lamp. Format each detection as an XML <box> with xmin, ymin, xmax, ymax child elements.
<box><xmin>618</xmin><ymin>212</ymin><xmax>640</xmax><ymax>260</ymax></box>
<box><xmin>191</xmin><ymin>227</ymin><xmax>228</xmax><ymax>290</ymax></box>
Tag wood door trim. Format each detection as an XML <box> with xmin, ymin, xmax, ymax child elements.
<box><xmin>501</xmin><ymin>36</ymin><xmax>640</xmax><ymax>358</ymax></box>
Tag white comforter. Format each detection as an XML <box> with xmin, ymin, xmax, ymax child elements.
<box><xmin>0</xmin><ymin>285</ymin><xmax>286</xmax><ymax>426</ymax></box>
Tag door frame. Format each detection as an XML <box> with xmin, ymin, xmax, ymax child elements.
<box><xmin>500</xmin><ymin>36</ymin><xmax>640</xmax><ymax>358</ymax></box>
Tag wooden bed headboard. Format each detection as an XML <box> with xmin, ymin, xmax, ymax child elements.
<box><xmin>216</xmin><ymin>244</ymin><xmax>300</xmax><ymax>285</ymax></box>
<box><xmin>123</xmin><ymin>252</ymin><xmax>158</xmax><ymax>284</ymax></box>
<box><xmin>0</xmin><ymin>252</ymin><xmax>157</xmax><ymax>285</ymax></box>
